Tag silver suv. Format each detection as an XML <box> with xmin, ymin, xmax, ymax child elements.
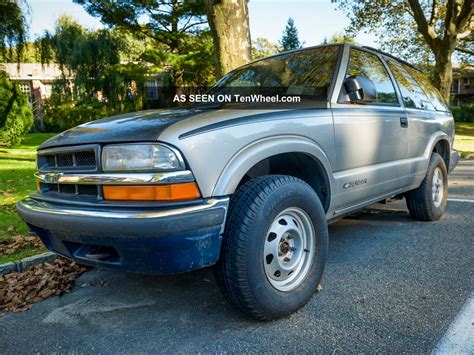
<box><xmin>17</xmin><ymin>44</ymin><xmax>460</xmax><ymax>320</ymax></box>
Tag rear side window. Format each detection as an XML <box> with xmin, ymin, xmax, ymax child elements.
<box><xmin>387</xmin><ymin>60</ymin><xmax>434</xmax><ymax>110</ymax></box>
<box><xmin>343</xmin><ymin>49</ymin><xmax>399</xmax><ymax>105</ymax></box>
<box><xmin>403</xmin><ymin>64</ymin><xmax>449</xmax><ymax>111</ymax></box>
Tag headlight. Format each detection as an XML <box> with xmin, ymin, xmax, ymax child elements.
<box><xmin>102</xmin><ymin>144</ymin><xmax>185</xmax><ymax>172</ymax></box>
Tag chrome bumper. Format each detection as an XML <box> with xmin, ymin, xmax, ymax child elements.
<box><xmin>17</xmin><ymin>196</ymin><xmax>229</xmax><ymax>233</ymax></box>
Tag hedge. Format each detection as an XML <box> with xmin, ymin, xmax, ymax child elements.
<box><xmin>451</xmin><ymin>103</ymin><xmax>474</xmax><ymax>123</ymax></box>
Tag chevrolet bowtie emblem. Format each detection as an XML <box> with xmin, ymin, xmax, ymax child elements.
<box><xmin>44</xmin><ymin>172</ymin><xmax>63</xmax><ymax>183</ymax></box>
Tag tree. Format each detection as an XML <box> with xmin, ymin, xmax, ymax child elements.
<box><xmin>280</xmin><ymin>18</ymin><xmax>302</xmax><ymax>52</ymax></box>
<box><xmin>251</xmin><ymin>37</ymin><xmax>281</xmax><ymax>60</ymax></box>
<box><xmin>75</xmin><ymin>0</ymin><xmax>209</xmax><ymax>84</ymax></box>
<box><xmin>0</xmin><ymin>72</ymin><xmax>33</xmax><ymax>146</ymax></box>
<box><xmin>334</xmin><ymin>0</ymin><xmax>474</xmax><ymax>101</ymax></box>
<box><xmin>0</xmin><ymin>0</ymin><xmax>28</xmax><ymax>63</ymax></box>
<box><xmin>76</xmin><ymin>0</ymin><xmax>252</xmax><ymax>79</ymax></box>
<box><xmin>322</xmin><ymin>32</ymin><xmax>356</xmax><ymax>45</ymax></box>
<box><xmin>36</xmin><ymin>16</ymin><xmax>148</xmax><ymax>130</ymax></box>
<box><xmin>207</xmin><ymin>0</ymin><xmax>252</xmax><ymax>76</ymax></box>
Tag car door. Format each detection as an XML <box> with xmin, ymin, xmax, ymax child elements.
<box><xmin>384</xmin><ymin>59</ymin><xmax>439</xmax><ymax>181</ymax></box>
<box><xmin>331</xmin><ymin>47</ymin><xmax>409</xmax><ymax>213</ymax></box>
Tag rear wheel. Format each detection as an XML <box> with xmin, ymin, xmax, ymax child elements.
<box><xmin>406</xmin><ymin>152</ymin><xmax>448</xmax><ymax>221</ymax></box>
<box><xmin>214</xmin><ymin>175</ymin><xmax>328</xmax><ymax>320</ymax></box>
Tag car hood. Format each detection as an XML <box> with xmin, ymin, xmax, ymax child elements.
<box><xmin>39</xmin><ymin>108</ymin><xmax>208</xmax><ymax>149</ymax></box>
<box><xmin>39</xmin><ymin>102</ymin><xmax>328</xmax><ymax>149</ymax></box>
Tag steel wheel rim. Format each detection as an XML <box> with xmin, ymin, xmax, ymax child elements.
<box><xmin>263</xmin><ymin>207</ymin><xmax>315</xmax><ymax>292</ymax></box>
<box><xmin>432</xmin><ymin>167</ymin><xmax>444</xmax><ymax>208</ymax></box>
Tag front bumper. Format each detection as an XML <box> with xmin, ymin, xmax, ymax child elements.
<box><xmin>449</xmin><ymin>150</ymin><xmax>461</xmax><ymax>174</ymax></box>
<box><xmin>16</xmin><ymin>197</ymin><xmax>229</xmax><ymax>275</ymax></box>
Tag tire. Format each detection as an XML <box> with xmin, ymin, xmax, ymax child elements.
<box><xmin>406</xmin><ymin>152</ymin><xmax>448</xmax><ymax>221</ymax></box>
<box><xmin>214</xmin><ymin>175</ymin><xmax>328</xmax><ymax>320</ymax></box>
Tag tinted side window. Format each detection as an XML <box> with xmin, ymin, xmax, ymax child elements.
<box><xmin>403</xmin><ymin>64</ymin><xmax>449</xmax><ymax>111</ymax></box>
<box><xmin>387</xmin><ymin>60</ymin><xmax>434</xmax><ymax>110</ymax></box>
<box><xmin>343</xmin><ymin>49</ymin><xmax>398</xmax><ymax>105</ymax></box>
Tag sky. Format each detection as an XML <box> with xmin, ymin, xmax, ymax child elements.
<box><xmin>27</xmin><ymin>0</ymin><xmax>378</xmax><ymax>47</ymax></box>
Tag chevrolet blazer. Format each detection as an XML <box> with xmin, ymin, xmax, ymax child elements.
<box><xmin>17</xmin><ymin>44</ymin><xmax>460</xmax><ymax>320</ymax></box>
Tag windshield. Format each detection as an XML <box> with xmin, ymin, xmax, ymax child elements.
<box><xmin>212</xmin><ymin>45</ymin><xmax>341</xmax><ymax>101</ymax></box>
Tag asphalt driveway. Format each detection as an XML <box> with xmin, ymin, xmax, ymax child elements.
<box><xmin>1</xmin><ymin>162</ymin><xmax>473</xmax><ymax>353</ymax></box>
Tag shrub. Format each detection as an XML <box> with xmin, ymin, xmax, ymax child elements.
<box><xmin>0</xmin><ymin>73</ymin><xmax>34</xmax><ymax>146</ymax></box>
<box><xmin>43</xmin><ymin>97</ymin><xmax>142</xmax><ymax>132</ymax></box>
<box><xmin>43</xmin><ymin>99</ymin><xmax>110</xmax><ymax>131</ymax></box>
<box><xmin>451</xmin><ymin>103</ymin><xmax>474</xmax><ymax>123</ymax></box>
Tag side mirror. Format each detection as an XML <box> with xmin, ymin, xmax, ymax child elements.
<box><xmin>343</xmin><ymin>75</ymin><xmax>377</xmax><ymax>103</ymax></box>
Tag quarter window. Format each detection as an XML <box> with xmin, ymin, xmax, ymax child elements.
<box><xmin>387</xmin><ymin>60</ymin><xmax>433</xmax><ymax>110</ymax></box>
<box><xmin>403</xmin><ymin>64</ymin><xmax>449</xmax><ymax>111</ymax></box>
<box><xmin>342</xmin><ymin>49</ymin><xmax>399</xmax><ymax>105</ymax></box>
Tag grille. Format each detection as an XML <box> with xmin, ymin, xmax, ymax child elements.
<box><xmin>38</xmin><ymin>150</ymin><xmax>97</xmax><ymax>171</ymax></box>
<box><xmin>42</xmin><ymin>183</ymin><xmax>99</xmax><ymax>198</ymax></box>
<box><xmin>37</xmin><ymin>146</ymin><xmax>100</xmax><ymax>200</ymax></box>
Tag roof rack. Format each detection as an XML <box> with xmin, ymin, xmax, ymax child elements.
<box><xmin>361</xmin><ymin>46</ymin><xmax>421</xmax><ymax>71</ymax></box>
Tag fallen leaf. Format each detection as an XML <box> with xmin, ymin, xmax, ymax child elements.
<box><xmin>0</xmin><ymin>257</ymin><xmax>87</xmax><ymax>314</ymax></box>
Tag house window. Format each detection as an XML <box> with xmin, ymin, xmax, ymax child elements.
<box><xmin>452</xmin><ymin>79</ymin><xmax>459</xmax><ymax>94</ymax></box>
<box><xmin>145</xmin><ymin>80</ymin><xmax>158</xmax><ymax>100</ymax></box>
<box><xmin>463</xmin><ymin>77</ymin><xmax>470</xmax><ymax>87</ymax></box>
<box><xmin>17</xmin><ymin>81</ymin><xmax>32</xmax><ymax>104</ymax></box>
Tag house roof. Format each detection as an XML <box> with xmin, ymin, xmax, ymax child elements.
<box><xmin>1</xmin><ymin>63</ymin><xmax>71</xmax><ymax>80</ymax></box>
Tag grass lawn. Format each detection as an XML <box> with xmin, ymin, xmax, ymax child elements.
<box><xmin>454</xmin><ymin>122</ymin><xmax>474</xmax><ymax>158</ymax></box>
<box><xmin>0</xmin><ymin>133</ymin><xmax>55</xmax><ymax>263</ymax></box>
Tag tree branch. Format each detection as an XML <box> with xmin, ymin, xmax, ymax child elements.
<box><xmin>180</xmin><ymin>19</ymin><xmax>207</xmax><ymax>33</ymax></box>
<box><xmin>429</xmin><ymin>0</ymin><xmax>438</xmax><ymax>26</ymax></box>
<box><xmin>455</xmin><ymin>0</ymin><xmax>474</xmax><ymax>30</ymax></box>
<box><xmin>455</xmin><ymin>46</ymin><xmax>474</xmax><ymax>56</ymax></box>
<box><xmin>407</xmin><ymin>0</ymin><xmax>439</xmax><ymax>48</ymax></box>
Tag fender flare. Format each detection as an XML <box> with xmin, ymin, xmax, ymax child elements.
<box><xmin>212</xmin><ymin>135</ymin><xmax>334</xmax><ymax>197</ymax></box>
<box><xmin>424</xmin><ymin>131</ymin><xmax>451</xmax><ymax>159</ymax></box>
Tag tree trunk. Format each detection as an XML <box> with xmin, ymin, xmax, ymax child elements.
<box><xmin>207</xmin><ymin>0</ymin><xmax>251</xmax><ymax>78</ymax></box>
<box><xmin>432</xmin><ymin>41</ymin><xmax>456</xmax><ymax>103</ymax></box>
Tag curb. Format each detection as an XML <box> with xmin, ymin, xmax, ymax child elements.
<box><xmin>0</xmin><ymin>252</ymin><xmax>57</xmax><ymax>276</ymax></box>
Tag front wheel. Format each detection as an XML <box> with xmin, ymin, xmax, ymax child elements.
<box><xmin>214</xmin><ymin>175</ymin><xmax>328</xmax><ymax>320</ymax></box>
<box><xmin>406</xmin><ymin>152</ymin><xmax>448</xmax><ymax>221</ymax></box>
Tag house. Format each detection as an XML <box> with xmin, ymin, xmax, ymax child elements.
<box><xmin>451</xmin><ymin>65</ymin><xmax>474</xmax><ymax>106</ymax></box>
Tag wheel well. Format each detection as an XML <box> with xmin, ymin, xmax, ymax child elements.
<box><xmin>433</xmin><ymin>140</ymin><xmax>450</xmax><ymax>169</ymax></box>
<box><xmin>237</xmin><ymin>152</ymin><xmax>331</xmax><ymax>212</ymax></box>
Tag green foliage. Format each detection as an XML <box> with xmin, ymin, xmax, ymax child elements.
<box><xmin>0</xmin><ymin>0</ymin><xmax>28</xmax><ymax>63</ymax></box>
<box><xmin>322</xmin><ymin>32</ymin><xmax>356</xmax><ymax>45</ymax></box>
<box><xmin>75</xmin><ymin>0</ymin><xmax>207</xmax><ymax>52</ymax></box>
<box><xmin>251</xmin><ymin>37</ymin><xmax>281</xmax><ymax>60</ymax></box>
<box><xmin>43</xmin><ymin>99</ymin><xmax>108</xmax><ymax>131</ymax></box>
<box><xmin>141</xmin><ymin>30</ymin><xmax>216</xmax><ymax>87</ymax></box>
<box><xmin>280</xmin><ymin>18</ymin><xmax>302</xmax><ymax>52</ymax></box>
<box><xmin>0</xmin><ymin>73</ymin><xmax>33</xmax><ymax>147</ymax></box>
<box><xmin>451</xmin><ymin>104</ymin><xmax>474</xmax><ymax>123</ymax></box>
<box><xmin>75</xmin><ymin>0</ymin><xmax>215</xmax><ymax>86</ymax></box>
<box><xmin>36</xmin><ymin>17</ymin><xmax>148</xmax><ymax>129</ymax></box>
<box><xmin>37</xmin><ymin>17</ymin><xmax>127</xmax><ymax>97</ymax></box>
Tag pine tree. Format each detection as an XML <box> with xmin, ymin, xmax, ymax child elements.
<box><xmin>279</xmin><ymin>18</ymin><xmax>301</xmax><ymax>52</ymax></box>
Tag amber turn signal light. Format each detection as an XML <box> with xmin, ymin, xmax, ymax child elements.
<box><xmin>103</xmin><ymin>182</ymin><xmax>201</xmax><ymax>201</ymax></box>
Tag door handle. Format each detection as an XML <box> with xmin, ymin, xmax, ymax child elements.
<box><xmin>400</xmin><ymin>117</ymin><xmax>408</xmax><ymax>128</ymax></box>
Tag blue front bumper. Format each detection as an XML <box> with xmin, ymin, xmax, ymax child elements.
<box><xmin>16</xmin><ymin>197</ymin><xmax>229</xmax><ymax>275</ymax></box>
